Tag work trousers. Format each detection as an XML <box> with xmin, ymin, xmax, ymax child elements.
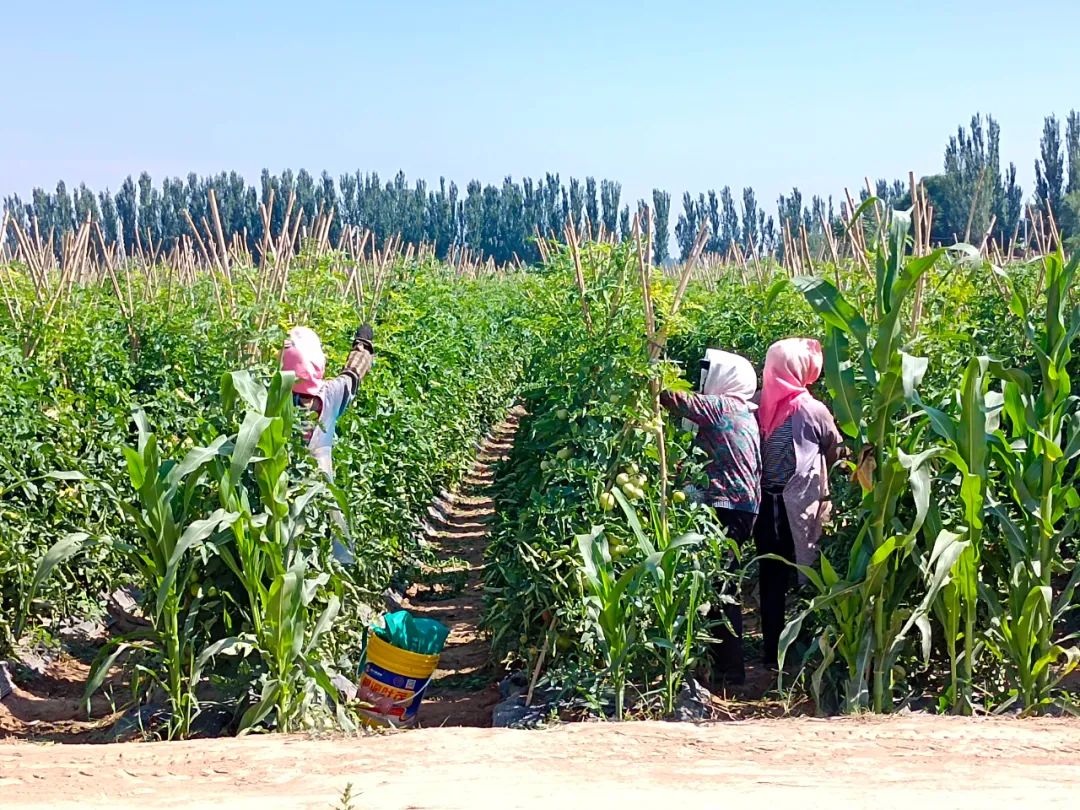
<box><xmin>754</xmin><ymin>490</ymin><xmax>796</xmax><ymax>669</ymax></box>
<box><xmin>710</xmin><ymin>507</ymin><xmax>756</xmax><ymax>683</ymax></box>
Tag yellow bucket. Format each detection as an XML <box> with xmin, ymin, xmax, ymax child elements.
<box><xmin>357</xmin><ymin>634</ymin><xmax>441</xmax><ymax>728</ymax></box>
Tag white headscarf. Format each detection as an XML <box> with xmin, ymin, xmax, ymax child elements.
<box><xmin>700</xmin><ymin>349</ymin><xmax>757</xmax><ymax>406</ymax></box>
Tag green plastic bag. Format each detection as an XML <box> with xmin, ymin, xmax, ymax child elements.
<box><xmin>373</xmin><ymin>610</ymin><xmax>450</xmax><ymax>655</ymax></box>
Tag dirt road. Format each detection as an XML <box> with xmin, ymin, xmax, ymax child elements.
<box><xmin>2</xmin><ymin>716</ymin><xmax>1077</xmax><ymax>809</ymax></box>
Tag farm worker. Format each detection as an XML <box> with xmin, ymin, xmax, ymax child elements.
<box><xmin>756</xmin><ymin>338</ymin><xmax>843</xmax><ymax>671</ymax></box>
<box><xmin>281</xmin><ymin>323</ymin><xmax>374</xmax><ymax>563</ymax></box>
<box><xmin>660</xmin><ymin>348</ymin><xmax>760</xmax><ymax>685</ymax></box>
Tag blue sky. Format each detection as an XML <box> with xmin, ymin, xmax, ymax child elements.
<box><xmin>4</xmin><ymin>1</ymin><xmax>1078</xmax><ymax>217</ymax></box>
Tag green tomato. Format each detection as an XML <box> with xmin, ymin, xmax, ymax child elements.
<box><xmin>633</xmin><ymin>474</ymin><xmax>647</xmax><ymax>488</ymax></box>
<box><xmin>672</xmin><ymin>490</ymin><xmax>687</xmax><ymax>504</ymax></box>
<box><xmin>615</xmin><ymin>472</ymin><xmax>630</xmax><ymax>486</ymax></box>
<box><xmin>599</xmin><ymin>492</ymin><xmax>616</xmax><ymax>511</ymax></box>
<box><xmin>624</xmin><ymin>484</ymin><xmax>642</xmax><ymax>501</ymax></box>
<box><xmin>556</xmin><ymin>447</ymin><xmax>573</xmax><ymax>460</ymax></box>
<box><xmin>627</xmin><ymin>462</ymin><xmax>639</xmax><ymax>475</ymax></box>
<box><xmin>555</xmin><ymin>408</ymin><xmax>569</xmax><ymax>420</ymax></box>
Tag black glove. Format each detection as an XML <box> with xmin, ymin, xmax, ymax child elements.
<box><xmin>352</xmin><ymin>323</ymin><xmax>374</xmax><ymax>353</ymax></box>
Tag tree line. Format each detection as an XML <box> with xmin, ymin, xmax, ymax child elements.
<box><xmin>5</xmin><ymin>110</ymin><xmax>1080</xmax><ymax>266</ymax></box>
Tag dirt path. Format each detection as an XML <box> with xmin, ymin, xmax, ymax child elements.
<box><xmin>2</xmin><ymin>717</ymin><xmax>1077</xmax><ymax>809</ymax></box>
<box><xmin>403</xmin><ymin>408</ymin><xmax>522</xmax><ymax>728</ymax></box>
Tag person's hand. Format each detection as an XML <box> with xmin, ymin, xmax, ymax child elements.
<box><xmin>353</xmin><ymin>323</ymin><xmax>374</xmax><ymax>353</ymax></box>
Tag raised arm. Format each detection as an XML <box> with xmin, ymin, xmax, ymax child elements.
<box><xmin>339</xmin><ymin>323</ymin><xmax>374</xmax><ymax>396</ymax></box>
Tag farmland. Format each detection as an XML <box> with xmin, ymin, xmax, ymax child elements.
<box><xmin>0</xmin><ymin>188</ymin><xmax>1077</xmax><ymax>745</ymax></box>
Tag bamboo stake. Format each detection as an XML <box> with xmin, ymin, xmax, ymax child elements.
<box><xmin>963</xmin><ymin>166</ymin><xmax>988</xmax><ymax>246</ymax></box>
<box><xmin>565</xmin><ymin>220</ymin><xmax>593</xmax><ymax>333</ymax></box>
<box><xmin>979</xmin><ymin>215</ymin><xmax>997</xmax><ymax>255</ymax></box>
<box><xmin>525</xmin><ymin>614</ymin><xmax>557</xmax><ymax>707</ymax></box>
<box><xmin>9</xmin><ymin>217</ymin><xmax>47</xmax><ymax>301</ymax></box>
<box><xmin>819</xmin><ymin>208</ymin><xmax>839</xmax><ymax>267</ymax></box>
<box><xmin>799</xmin><ymin>224</ymin><xmax>814</xmax><ymax>273</ymax></box>
<box><xmin>864</xmin><ymin>177</ymin><xmax>885</xmax><ymax>244</ymax></box>
<box><xmin>1007</xmin><ymin>215</ymin><xmax>1022</xmax><ymax>261</ymax></box>
<box><xmin>182</xmin><ymin>209</ymin><xmax>225</xmax><ymax>318</ymax></box>
<box><xmin>909</xmin><ymin>172</ymin><xmax>922</xmax><ymax>258</ymax></box>
<box><xmin>843</xmin><ymin>188</ymin><xmax>871</xmax><ymax>273</ymax></box>
<box><xmin>0</xmin><ymin>212</ymin><xmax>23</xmax><ymax>326</ymax></box>
<box><xmin>1046</xmin><ymin>202</ymin><xmax>1062</xmax><ymax>252</ymax></box>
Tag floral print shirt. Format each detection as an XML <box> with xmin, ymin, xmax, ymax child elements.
<box><xmin>660</xmin><ymin>390</ymin><xmax>761</xmax><ymax>515</ymax></box>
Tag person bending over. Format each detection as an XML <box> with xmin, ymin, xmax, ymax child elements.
<box><xmin>660</xmin><ymin>348</ymin><xmax>761</xmax><ymax>685</ymax></box>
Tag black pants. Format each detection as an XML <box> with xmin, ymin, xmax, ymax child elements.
<box><xmin>754</xmin><ymin>491</ymin><xmax>796</xmax><ymax>669</ymax></box>
<box><xmin>710</xmin><ymin>507</ymin><xmax>756</xmax><ymax>682</ymax></box>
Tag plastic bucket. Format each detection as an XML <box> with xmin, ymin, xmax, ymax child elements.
<box><xmin>357</xmin><ymin>633</ymin><xmax>441</xmax><ymax>728</ymax></box>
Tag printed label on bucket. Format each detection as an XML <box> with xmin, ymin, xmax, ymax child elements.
<box><xmin>358</xmin><ymin>661</ymin><xmax>427</xmax><ymax>723</ymax></box>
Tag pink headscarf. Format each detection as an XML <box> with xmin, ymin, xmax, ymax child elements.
<box><xmin>281</xmin><ymin>326</ymin><xmax>326</xmax><ymax>397</ymax></box>
<box><xmin>757</xmin><ymin>338</ymin><xmax>823</xmax><ymax>438</ymax></box>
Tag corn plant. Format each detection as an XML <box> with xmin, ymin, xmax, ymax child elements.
<box><xmin>576</xmin><ymin>524</ymin><xmax>643</xmax><ymax>719</ymax></box>
<box><xmin>608</xmin><ymin>487</ymin><xmax>707</xmax><ymax>715</ymax></box>
<box><xmin>12</xmin><ymin>530</ymin><xmax>88</xmax><ymax>644</ymax></box>
<box><xmin>87</xmin><ymin>414</ymin><xmax>236</xmax><ymax>739</ymax></box>
<box><xmin>978</xmin><ymin>249</ymin><xmax>1080</xmax><ymax>711</ymax></box>
<box><xmin>917</xmin><ymin>356</ymin><xmax>995</xmax><ymax>714</ymax></box>
<box><xmin>786</xmin><ymin>209</ymin><xmax>960</xmax><ymax>713</ymax></box>
<box><xmin>213</xmin><ymin>370</ymin><xmax>347</xmax><ymax>733</ymax></box>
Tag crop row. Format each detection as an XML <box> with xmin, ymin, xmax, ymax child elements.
<box><xmin>0</xmin><ymin>259</ymin><xmax>545</xmax><ymax>733</ymax></box>
<box><xmin>484</xmin><ymin>221</ymin><xmax>1078</xmax><ymax>717</ymax></box>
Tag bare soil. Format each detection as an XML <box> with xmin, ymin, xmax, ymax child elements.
<box><xmin>404</xmin><ymin>408</ymin><xmax>523</xmax><ymax>727</ymax></box>
<box><xmin>0</xmin><ymin>655</ymin><xmax>123</xmax><ymax>742</ymax></box>
<box><xmin>2</xmin><ymin>717</ymin><xmax>1078</xmax><ymax>809</ymax></box>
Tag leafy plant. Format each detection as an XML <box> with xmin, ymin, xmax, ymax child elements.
<box><xmin>87</xmin><ymin>413</ymin><xmax>236</xmax><ymax>739</ymax></box>
<box><xmin>919</xmin><ymin>356</ymin><xmax>995</xmax><ymax>713</ymax></box>
<box><xmin>214</xmin><ymin>370</ymin><xmax>347</xmax><ymax>733</ymax></box>
<box><xmin>786</xmin><ymin>209</ymin><xmax>955</xmax><ymax>712</ymax></box>
<box><xmin>576</xmin><ymin>524</ymin><xmax>643</xmax><ymax>719</ymax></box>
<box><xmin>978</xmin><ymin>249</ymin><xmax>1080</xmax><ymax>711</ymax></box>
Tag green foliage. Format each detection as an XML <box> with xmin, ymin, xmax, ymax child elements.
<box><xmin>789</xmin><ymin>214</ymin><xmax>1080</xmax><ymax>716</ymax></box>
<box><xmin>4</xmin><ymin>213</ymin><xmax>1080</xmax><ymax>730</ymax></box>
<box><xmin>484</xmin><ymin>241</ymin><xmax>736</xmax><ymax>716</ymax></box>
<box><xmin>88</xmin><ymin>410</ymin><xmax>238</xmax><ymax>738</ymax></box>
<box><xmin>0</xmin><ymin>256</ymin><xmax>543</xmax><ymax>735</ymax></box>
<box><xmin>788</xmin><ymin>212</ymin><xmax>950</xmax><ymax>713</ymax></box>
<box><xmin>976</xmin><ymin>250</ymin><xmax>1080</xmax><ymax>711</ymax></box>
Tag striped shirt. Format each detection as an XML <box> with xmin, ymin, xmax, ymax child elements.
<box><xmin>761</xmin><ymin>415</ymin><xmax>796</xmax><ymax>493</ymax></box>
